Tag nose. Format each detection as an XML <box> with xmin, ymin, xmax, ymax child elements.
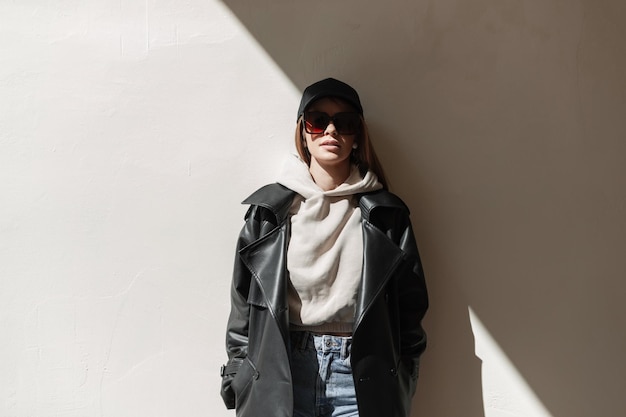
<box><xmin>324</xmin><ymin>122</ymin><xmax>338</xmax><ymax>136</ymax></box>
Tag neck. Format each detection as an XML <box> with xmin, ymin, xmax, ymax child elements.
<box><xmin>309</xmin><ymin>160</ymin><xmax>351</xmax><ymax>191</ymax></box>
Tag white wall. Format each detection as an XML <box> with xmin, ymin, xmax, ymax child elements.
<box><xmin>1</xmin><ymin>2</ymin><xmax>295</xmax><ymax>416</ymax></box>
<box><xmin>2</xmin><ymin>1</ymin><xmax>625</xmax><ymax>417</ymax></box>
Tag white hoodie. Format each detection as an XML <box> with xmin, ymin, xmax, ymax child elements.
<box><xmin>277</xmin><ymin>155</ymin><xmax>382</xmax><ymax>333</ymax></box>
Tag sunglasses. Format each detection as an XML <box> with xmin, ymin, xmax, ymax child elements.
<box><xmin>303</xmin><ymin>111</ymin><xmax>362</xmax><ymax>135</ymax></box>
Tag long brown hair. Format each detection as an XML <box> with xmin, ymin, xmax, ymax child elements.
<box><xmin>294</xmin><ymin>114</ymin><xmax>389</xmax><ymax>190</ymax></box>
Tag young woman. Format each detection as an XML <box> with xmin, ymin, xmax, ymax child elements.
<box><xmin>220</xmin><ymin>78</ymin><xmax>428</xmax><ymax>417</ymax></box>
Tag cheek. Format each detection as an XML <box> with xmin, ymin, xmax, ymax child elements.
<box><xmin>304</xmin><ymin>133</ymin><xmax>318</xmax><ymax>148</ymax></box>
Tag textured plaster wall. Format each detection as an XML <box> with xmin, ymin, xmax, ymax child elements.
<box><xmin>2</xmin><ymin>1</ymin><xmax>625</xmax><ymax>417</ymax></box>
<box><xmin>1</xmin><ymin>2</ymin><xmax>294</xmax><ymax>416</ymax></box>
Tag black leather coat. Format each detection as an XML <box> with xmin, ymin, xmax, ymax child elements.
<box><xmin>220</xmin><ymin>183</ymin><xmax>428</xmax><ymax>417</ymax></box>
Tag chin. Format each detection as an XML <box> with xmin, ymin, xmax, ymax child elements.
<box><xmin>312</xmin><ymin>156</ymin><xmax>351</xmax><ymax>167</ymax></box>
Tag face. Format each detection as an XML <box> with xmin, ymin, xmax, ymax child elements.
<box><xmin>303</xmin><ymin>97</ymin><xmax>359</xmax><ymax>171</ymax></box>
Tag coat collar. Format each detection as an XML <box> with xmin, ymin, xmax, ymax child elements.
<box><xmin>242</xmin><ymin>183</ymin><xmax>296</xmax><ymax>224</ymax></box>
<box><xmin>242</xmin><ymin>182</ymin><xmax>408</xmax><ymax>222</ymax></box>
<box><xmin>358</xmin><ymin>189</ymin><xmax>409</xmax><ymax>221</ymax></box>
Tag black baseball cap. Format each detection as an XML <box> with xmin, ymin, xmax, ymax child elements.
<box><xmin>297</xmin><ymin>78</ymin><xmax>363</xmax><ymax>120</ymax></box>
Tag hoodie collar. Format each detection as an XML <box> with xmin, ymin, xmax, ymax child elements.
<box><xmin>277</xmin><ymin>154</ymin><xmax>382</xmax><ymax>199</ymax></box>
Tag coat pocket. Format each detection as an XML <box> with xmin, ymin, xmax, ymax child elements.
<box><xmin>230</xmin><ymin>357</ymin><xmax>259</xmax><ymax>408</ymax></box>
<box><xmin>220</xmin><ymin>357</ymin><xmax>243</xmax><ymax>409</ymax></box>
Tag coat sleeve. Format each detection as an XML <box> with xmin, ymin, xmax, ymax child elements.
<box><xmin>220</xmin><ymin>205</ymin><xmax>263</xmax><ymax>409</ymax></box>
<box><xmin>397</xmin><ymin>214</ymin><xmax>428</xmax><ymax>359</ymax></box>
<box><xmin>392</xmin><ymin>209</ymin><xmax>428</xmax><ymax>403</ymax></box>
<box><xmin>371</xmin><ymin>204</ymin><xmax>429</xmax><ymax>361</ymax></box>
<box><xmin>364</xmin><ymin>200</ymin><xmax>428</xmax><ymax>411</ymax></box>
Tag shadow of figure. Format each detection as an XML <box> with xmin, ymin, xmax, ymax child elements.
<box><xmin>377</xmin><ymin>128</ymin><xmax>486</xmax><ymax>417</ymax></box>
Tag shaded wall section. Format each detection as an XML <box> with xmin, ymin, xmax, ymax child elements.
<box><xmin>221</xmin><ymin>0</ymin><xmax>626</xmax><ymax>416</ymax></box>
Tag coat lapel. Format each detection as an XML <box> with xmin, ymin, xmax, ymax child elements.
<box><xmin>239</xmin><ymin>222</ymin><xmax>291</xmax><ymax>341</ymax></box>
<box><xmin>239</xmin><ymin>182</ymin><xmax>296</xmax><ymax>341</ymax></box>
<box><xmin>354</xmin><ymin>219</ymin><xmax>405</xmax><ymax>331</ymax></box>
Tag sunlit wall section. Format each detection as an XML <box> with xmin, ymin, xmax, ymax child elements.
<box><xmin>469</xmin><ymin>308</ymin><xmax>552</xmax><ymax>417</ymax></box>
<box><xmin>0</xmin><ymin>1</ymin><xmax>296</xmax><ymax>417</ymax></box>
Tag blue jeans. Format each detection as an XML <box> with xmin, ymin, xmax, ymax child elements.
<box><xmin>290</xmin><ymin>331</ymin><xmax>359</xmax><ymax>417</ymax></box>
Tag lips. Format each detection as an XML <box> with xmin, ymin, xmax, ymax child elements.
<box><xmin>320</xmin><ymin>139</ymin><xmax>340</xmax><ymax>147</ymax></box>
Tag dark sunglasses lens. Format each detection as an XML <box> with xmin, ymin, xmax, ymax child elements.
<box><xmin>304</xmin><ymin>112</ymin><xmax>360</xmax><ymax>134</ymax></box>
<box><xmin>334</xmin><ymin>113</ymin><xmax>360</xmax><ymax>135</ymax></box>
<box><xmin>304</xmin><ymin>112</ymin><xmax>330</xmax><ymax>134</ymax></box>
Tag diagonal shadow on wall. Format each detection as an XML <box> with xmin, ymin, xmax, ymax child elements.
<box><xmin>220</xmin><ymin>0</ymin><xmax>626</xmax><ymax>416</ymax></box>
